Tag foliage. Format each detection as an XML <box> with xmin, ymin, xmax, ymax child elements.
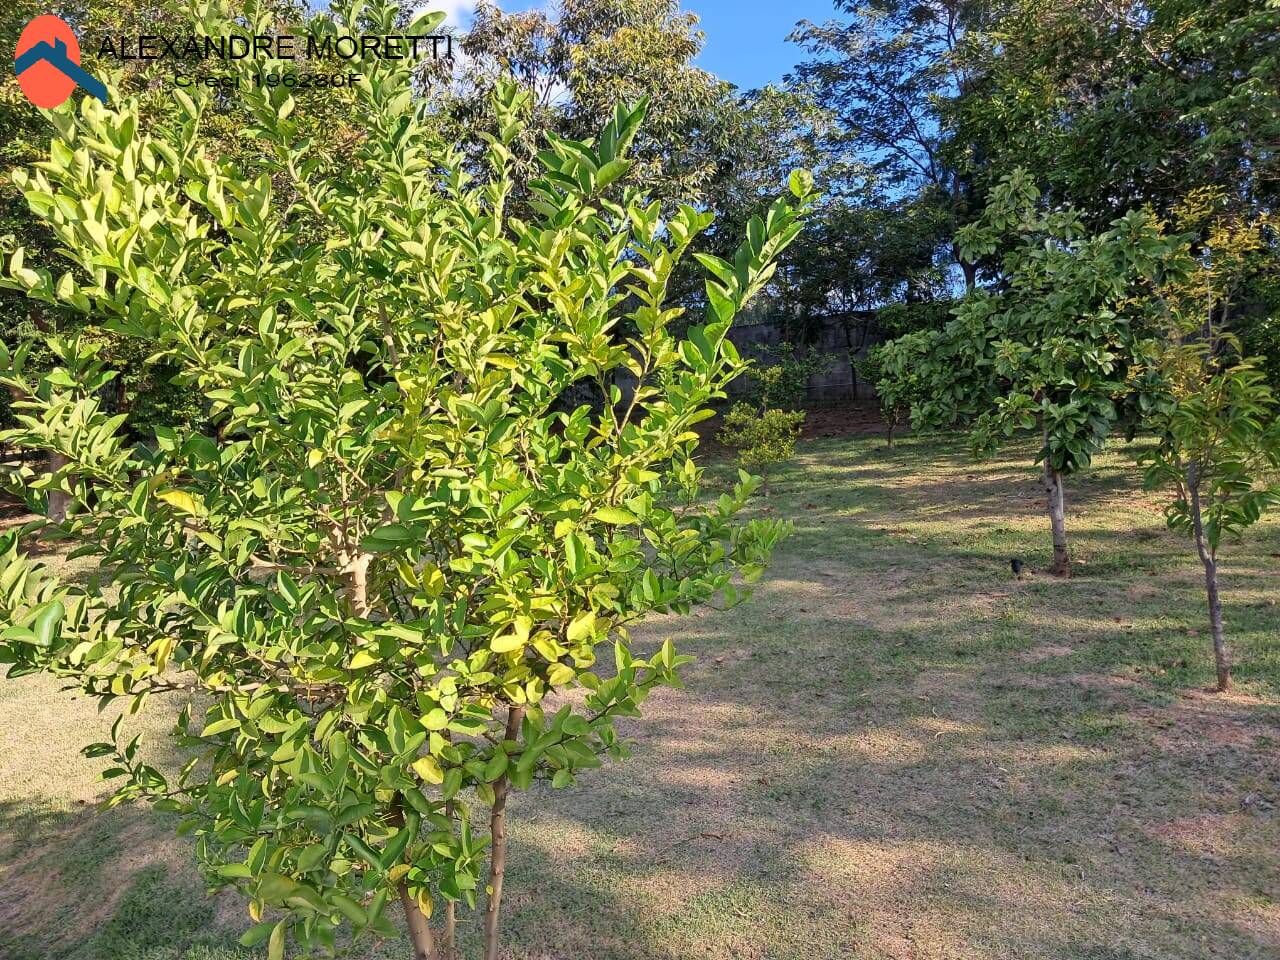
<box><xmin>716</xmin><ymin>402</ymin><xmax>805</xmax><ymax>495</ymax></box>
<box><xmin>742</xmin><ymin>341</ymin><xmax>827</xmax><ymax>411</ymax></box>
<box><xmin>0</xmin><ymin>0</ymin><xmax>339</xmax><ymax>435</ymax></box>
<box><xmin>908</xmin><ymin>170</ymin><xmax>1190</xmax><ymax>470</ymax></box>
<box><xmin>1140</xmin><ymin>348</ymin><xmax>1280</xmax><ymax>691</ymax></box>
<box><xmin>877</xmin><ymin>169</ymin><xmax>1194</xmax><ymax>573</ymax></box>
<box><xmin>1142</xmin><ymin>355</ymin><xmax>1280</xmax><ymax>552</ymax></box>
<box><xmin>789</xmin><ymin>0</ymin><xmax>998</xmax><ymax>288</ymax></box>
<box><xmin>452</xmin><ymin>0</ymin><xmax>735</xmax><ymax>206</ymax></box>
<box><xmin>952</xmin><ymin>0</ymin><xmax>1279</xmax><ymax>228</ymax></box>
<box><xmin>0</xmin><ymin>3</ymin><xmax>813</xmax><ymax>958</ymax></box>
<box><xmin>950</xmin><ymin>0</ymin><xmax>1280</xmax><ymax>381</ymax></box>
<box><xmin>862</xmin><ymin>340</ymin><xmax>928</xmax><ymax>446</ymax></box>
<box><xmin>1138</xmin><ymin>202</ymin><xmax>1280</xmax><ymax>690</ymax></box>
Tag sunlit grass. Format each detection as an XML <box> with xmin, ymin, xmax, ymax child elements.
<box><xmin>2</xmin><ymin>429</ymin><xmax>1279</xmax><ymax>959</ymax></box>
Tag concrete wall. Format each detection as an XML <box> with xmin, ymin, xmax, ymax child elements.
<box><xmin>726</xmin><ymin>313</ymin><xmax>880</xmax><ymax>403</ymax></box>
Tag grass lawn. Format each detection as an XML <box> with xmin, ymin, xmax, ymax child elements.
<box><xmin>2</xmin><ymin>429</ymin><xmax>1279</xmax><ymax>959</ymax></box>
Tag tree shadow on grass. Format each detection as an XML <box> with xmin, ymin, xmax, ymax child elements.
<box><xmin>501</xmin><ymin>597</ymin><xmax>1280</xmax><ymax>958</ymax></box>
<box><xmin>4</xmin><ymin>433</ymin><xmax>1279</xmax><ymax>959</ymax></box>
<box><xmin>0</xmin><ymin>798</ymin><xmax>254</xmax><ymax>960</ymax></box>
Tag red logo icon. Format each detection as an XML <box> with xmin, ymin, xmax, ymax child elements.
<box><xmin>15</xmin><ymin>15</ymin><xmax>86</xmax><ymax>108</ymax></box>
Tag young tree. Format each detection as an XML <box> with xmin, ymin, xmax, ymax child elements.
<box><xmin>878</xmin><ymin>170</ymin><xmax>1189</xmax><ymax>575</ymax></box>
<box><xmin>0</xmin><ymin>3</ymin><xmax>812</xmax><ymax>958</ymax></box>
<box><xmin>1141</xmin><ymin>355</ymin><xmax>1280</xmax><ymax>692</ymax></box>
<box><xmin>1140</xmin><ymin>208</ymin><xmax>1280</xmax><ymax>692</ymax></box>
<box><xmin>863</xmin><ymin>340</ymin><xmax>924</xmax><ymax>448</ymax></box>
<box><xmin>716</xmin><ymin>403</ymin><xmax>806</xmax><ymax>497</ymax></box>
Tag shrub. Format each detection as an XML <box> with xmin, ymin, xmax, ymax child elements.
<box><xmin>742</xmin><ymin>340</ymin><xmax>827</xmax><ymax>410</ymax></box>
<box><xmin>858</xmin><ymin>341</ymin><xmax>922</xmax><ymax>447</ymax></box>
<box><xmin>717</xmin><ymin>402</ymin><xmax>805</xmax><ymax>495</ymax></box>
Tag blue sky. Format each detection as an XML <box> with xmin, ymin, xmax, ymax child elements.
<box><xmin>683</xmin><ymin>0</ymin><xmax>837</xmax><ymax>89</ymax></box>
<box><xmin>433</xmin><ymin>0</ymin><xmax>839</xmax><ymax>91</ymax></box>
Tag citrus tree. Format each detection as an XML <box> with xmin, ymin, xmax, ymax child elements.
<box><xmin>1141</xmin><ymin>354</ymin><xmax>1280</xmax><ymax>691</ymax></box>
<box><xmin>0</xmin><ymin>2</ymin><xmax>812</xmax><ymax>957</ymax></box>
<box><xmin>716</xmin><ymin>403</ymin><xmax>805</xmax><ymax>496</ymax></box>
<box><xmin>878</xmin><ymin>170</ymin><xmax>1189</xmax><ymax>575</ymax></box>
<box><xmin>864</xmin><ymin>339</ymin><xmax>928</xmax><ymax>448</ymax></box>
<box><xmin>1140</xmin><ymin>208</ymin><xmax>1280</xmax><ymax>692</ymax></box>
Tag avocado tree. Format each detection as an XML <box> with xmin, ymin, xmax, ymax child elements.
<box><xmin>0</xmin><ymin>2</ymin><xmax>812</xmax><ymax>958</ymax></box>
<box><xmin>878</xmin><ymin>170</ymin><xmax>1190</xmax><ymax>575</ymax></box>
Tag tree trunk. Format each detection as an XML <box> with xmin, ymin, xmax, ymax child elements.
<box><xmin>1188</xmin><ymin>466</ymin><xmax>1231</xmax><ymax>691</ymax></box>
<box><xmin>482</xmin><ymin>704</ymin><xmax>525</xmax><ymax>960</ymax></box>
<box><xmin>46</xmin><ymin>451</ymin><xmax>70</xmax><ymax>523</ymax></box>
<box><xmin>443</xmin><ymin>801</ymin><xmax>458</xmax><ymax>960</ymax></box>
<box><xmin>398</xmin><ymin>880</ymin><xmax>441</xmax><ymax>960</ymax></box>
<box><xmin>442</xmin><ymin>901</ymin><xmax>457</xmax><ymax>960</ymax></box>
<box><xmin>843</xmin><ymin>324</ymin><xmax>858</xmax><ymax>401</ymax></box>
<box><xmin>953</xmin><ymin>242</ymin><xmax>977</xmax><ymax>293</ymax></box>
<box><xmin>1042</xmin><ymin>454</ymin><xmax>1071</xmax><ymax>577</ymax></box>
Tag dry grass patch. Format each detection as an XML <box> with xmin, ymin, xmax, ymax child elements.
<box><xmin>2</xmin><ymin>431</ymin><xmax>1279</xmax><ymax>958</ymax></box>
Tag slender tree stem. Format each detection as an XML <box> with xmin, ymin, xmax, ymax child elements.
<box><xmin>443</xmin><ymin>901</ymin><xmax>457</xmax><ymax>960</ymax></box>
<box><xmin>443</xmin><ymin>800</ymin><xmax>458</xmax><ymax>960</ymax></box>
<box><xmin>47</xmin><ymin>451</ymin><xmax>71</xmax><ymax>523</ymax></box>
<box><xmin>1188</xmin><ymin>464</ymin><xmax>1231</xmax><ymax>691</ymax></box>
<box><xmin>398</xmin><ymin>880</ymin><xmax>441</xmax><ymax>960</ymax></box>
<box><xmin>482</xmin><ymin>704</ymin><xmax>525</xmax><ymax>960</ymax></box>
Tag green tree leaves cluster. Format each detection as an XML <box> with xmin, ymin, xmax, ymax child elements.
<box><xmin>876</xmin><ymin>170</ymin><xmax>1191</xmax><ymax>575</ymax></box>
<box><xmin>1141</xmin><ymin>355</ymin><xmax>1280</xmax><ymax>690</ymax></box>
<box><xmin>0</xmin><ymin>2</ymin><xmax>813</xmax><ymax>957</ymax></box>
<box><xmin>1138</xmin><ymin>208</ymin><xmax>1280</xmax><ymax>691</ymax></box>
<box><xmin>717</xmin><ymin>406</ymin><xmax>806</xmax><ymax>497</ymax></box>
<box><xmin>454</xmin><ymin>0</ymin><xmax>735</xmax><ymax>205</ymax></box>
<box><xmin>950</xmin><ymin>0</ymin><xmax>1280</xmax><ymax>376</ymax></box>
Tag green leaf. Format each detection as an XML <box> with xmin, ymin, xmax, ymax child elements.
<box><xmin>268</xmin><ymin>918</ymin><xmax>287</xmax><ymax>960</ymax></box>
<box><xmin>594</xmin><ymin>507</ymin><xmax>637</xmax><ymax>525</ymax></box>
<box><xmin>412</xmin><ymin>755</ymin><xmax>444</xmax><ymax>784</ymax></box>
<box><xmin>30</xmin><ymin>600</ymin><xmax>64</xmax><ymax>648</ymax></box>
<box><xmin>201</xmin><ymin>716</ymin><xmax>241</xmax><ymax>737</ymax></box>
<box><xmin>361</xmin><ymin>523</ymin><xmax>421</xmax><ymax>553</ymax></box>
<box><xmin>156</xmin><ymin>489</ymin><xmax>206</xmax><ymax>516</ymax></box>
<box><xmin>330</xmin><ymin>893</ymin><xmax>367</xmax><ymax>925</ymax></box>
<box><xmin>257</xmin><ymin>873</ymin><xmax>298</xmax><ymax>902</ymax></box>
<box><xmin>788</xmin><ymin>169</ymin><xmax>814</xmax><ymax>198</ymax></box>
<box><xmin>490</xmin><ymin>633</ymin><xmax>525</xmax><ymax>654</ymax></box>
<box><xmin>239</xmin><ymin>921</ymin><xmax>276</xmax><ymax>947</ymax></box>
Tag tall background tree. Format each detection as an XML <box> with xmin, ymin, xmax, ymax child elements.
<box><xmin>789</xmin><ymin>0</ymin><xmax>1000</xmax><ymax>292</ymax></box>
<box><xmin>951</xmin><ymin>0</ymin><xmax>1280</xmax><ymax>381</ymax></box>
<box><xmin>449</xmin><ymin>0</ymin><xmax>737</xmax><ymax>206</ymax></box>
